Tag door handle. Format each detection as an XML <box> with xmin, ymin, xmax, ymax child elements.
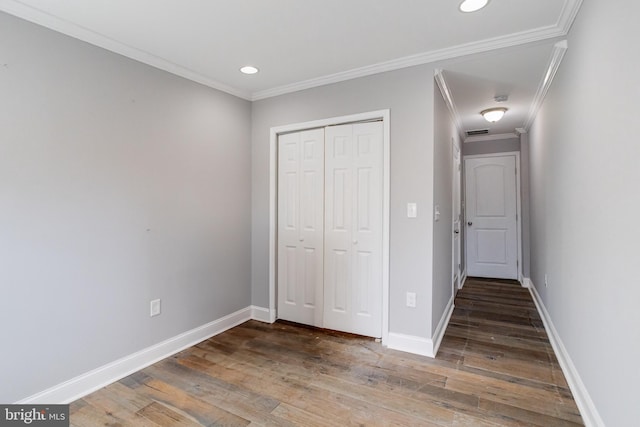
<box><xmin>454</xmin><ymin>230</ymin><xmax>460</xmax><ymax>234</ymax></box>
<box><xmin>353</xmin><ymin>240</ymin><xmax>358</xmax><ymax>245</ymax></box>
<box><xmin>467</xmin><ymin>221</ymin><xmax>473</xmax><ymax>226</ymax></box>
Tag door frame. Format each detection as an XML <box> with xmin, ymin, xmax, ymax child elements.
<box><xmin>268</xmin><ymin>110</ymin><xmax>391</xmax><ymax>343</ymax></box>
<box><xmin>451</xmin><ymin>140</ymin><xmax>462</xmax><ymax>293</ymax></box>
<box><xmin>463</xmin><ymin>152</ymin><xmax>523</xmax><ymax>282</ymax></box>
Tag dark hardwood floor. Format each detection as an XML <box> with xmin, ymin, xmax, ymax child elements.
<box><xmin>70</xmin><ymin>278</ymin><xmax>583</xmax><ymax>426</ymax></box>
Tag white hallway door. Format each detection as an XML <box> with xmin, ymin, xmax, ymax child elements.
<box><xmin>277</xmin><ymin>122</ymin><xmax>383</xmax><ymax>338</ymax></box>
<box><xmin>465</xmin><ymin>155</ymin><xmax>518</xmax><ymax>280</ymax></box>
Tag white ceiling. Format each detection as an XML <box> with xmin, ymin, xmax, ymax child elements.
<box><xmin>0</xmin><ymin>0</ymin><xmax>582</xmax><ymax>137</ymax></box>
<box><xmin>438</xmin><ymin>39</ymin><xmax>567</xmax><ymax>140</ymax></box>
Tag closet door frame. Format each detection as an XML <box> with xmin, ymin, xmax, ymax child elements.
<box><xmin>268</xmin><ymin>110</ymin><xmax>390</xmax><ymax>343</ymax></box>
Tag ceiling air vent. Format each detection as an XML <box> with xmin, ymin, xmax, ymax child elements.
<box><xmin>466</xmin><ymin>129</ymin><xmax>489</xmax><ymax>137</ymax></box>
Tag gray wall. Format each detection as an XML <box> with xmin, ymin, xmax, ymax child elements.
<box><xmin>432</xmin><ymin>85</ymin><xmax>458</xmax><ymax>328</ymax></box>
<box><xmin>0</xmin><ymin>12</ymin><xmax>252</xmax><ymax>403</ymax></box>
<box><xmin>251</xmin><ymin>66</ymin><xmax>439</xmax><ymax>338</ymax></box>
<box><xmin>528</xmin><ymin>1</ymin><xmax>640</xmax><ymax>425</ymax></box>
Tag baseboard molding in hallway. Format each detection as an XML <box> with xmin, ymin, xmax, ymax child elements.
<box><xmin>527</xmin><ymin>280</ymin><xmax>605</xmax><ymax>427</ymax></box>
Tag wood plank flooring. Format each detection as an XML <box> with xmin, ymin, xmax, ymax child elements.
<box><xmin>70</xmin><ymin>278</ymin><xmax>583</xmax><ymax>426</ymax></box>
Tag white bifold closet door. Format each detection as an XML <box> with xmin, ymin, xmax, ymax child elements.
<box><xmin>324</xmin><ymin>122</ymin><xmax>383</xmax><ymax>337</ymax></box>
<box><xmin>277</xmin><ymin>128</ymin><xmax>325</xmax><ymax>327</ymax></box>
<box><xmin>277</xmin><ymin>121</ymin><xmax>383</xmax><ymax>338</ymax></box>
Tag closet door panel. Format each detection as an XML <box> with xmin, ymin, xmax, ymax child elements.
<box><xmin>324</xmin><ymin>125</ymin><xmax>353</xmax><ymax>326</ymax></box>
<box><xmin>351</xmin><ymin>122</ymin><xmax>383</xmax><ymax>335</ymax></box>
<box><xmin>277</xmin><ymin>128</ymin><xmax>324</xmax><ymax>326</ymax></box>
<box><xmin>324</xmin><ymin>122</ymin><xmax>383</xmax><ymax>337</ymax></box>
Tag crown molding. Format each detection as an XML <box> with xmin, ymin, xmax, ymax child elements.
<box><xmin>1</xmin><ymin>0</ymin><xmax>581</xmax><ymax>103</ymax></box>
<box><xmin>464</xmin><ymin>132</ymin><xmax>519</xmax><ymax>143</ymax></box>
<box><xmin>557</xmin><ymin>0</ymin><xmax>584</xmax><ymax>34</ymax></box>
<box><xmin>434</xmin><ymin>69</ymin><xmax>465</xmax><ymax>140</ymax></box>
<box><xmin>523</xmin><ymin>40</ymin><xmax>569</xmax><ymax>131</ymax></box>
<box><xmin>0</xmin><ymin>0</ymin><xmax>253</xmax><ymax>100</ymax></box>
<box><xmin>251</xmin><ymin>0</ymin><xmax>583</xmax><ymax>101</ymax></box>
<box><xmin>251</xmin><ymin>22</ymin><xmax>570</xmax><ymax>101</ymax></box>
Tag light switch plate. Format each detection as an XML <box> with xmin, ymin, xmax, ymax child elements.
<box><xmin>407</xmin><ymin>203</ymin><xmax>417</xmax><ymax>218</ymax></box>
<box><xmin>406</xmin><ymin>292</ymin><xmax>416</xmax><ymax>308</ymax></box>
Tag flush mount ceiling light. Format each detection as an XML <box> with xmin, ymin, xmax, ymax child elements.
<box><xmin>459</xmin><ymin>0</ymin><xmax>489</xmax><ymax>13</ymax></box>
<box><xmin>240</xmin><ymin>66</ymin><xmax>259</xmax><ymax>75</ymax></box>
<box><xmin>481</xmin><ymin>107</ymin><xmax>507</xmax><ymax>123</ymax></box>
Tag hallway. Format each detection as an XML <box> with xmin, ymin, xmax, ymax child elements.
<box><xmin>439</xmin><ymin>277</ymin><xmax>583</xmax><ymax>425</ymax></box>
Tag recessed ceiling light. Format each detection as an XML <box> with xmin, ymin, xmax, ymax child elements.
<box><xmin>240</xmin><ymin>66</ymin><xmax>259</xmax><ymax>75</ymax></box>
<box><xmin>459</xmin><ymin>0</ymin><xmax>489</xmax><ymax>13</ymax></box>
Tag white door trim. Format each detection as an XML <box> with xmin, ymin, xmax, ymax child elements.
<box><xmin>463</xmin><ymin>152</ymin><xmax>522</xmax><ymax>282</ymax></box>
<box><xmin>269</xmin><ymin>110</ymin><xmax>391</xmax><ymax>343</ymax></box>
<box><xmin>451</xmin><ymin>140</ymin><xmax>462</xmax><ymax>293</ymax></box>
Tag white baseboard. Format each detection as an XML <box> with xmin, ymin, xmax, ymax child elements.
<box><xmin>460</xmin><ymin>270</ymin><xmax>467</xmax><ymax>289</ymax></box>
<box><xmin>522</xmin><ymin>277</ymin><xmax>533</xmax><ymax>288</ymax></box>
<box><xmin>386</xmin><ymin>298</ymin><xmax>454</xmax><ymax>359</ymax></box>
<box><xmin>432</xmin><ymin>296</ymin><xmax>455</xmax><ymax>356</ymax></box>
<box><xmin>17</xmin><ymin>306</ymin><xmax>252</xmax><ymax>404</ymax></box>
<box><xmin>251</xmin><ymin>305</ymin><xmax>275</xmax><ymax>323</ymax></box>
<box><xmin>528</xmin><ymin>282</ymin><xmax>605</xmax><ymax>427</ymax></box>
<box><xmin>386</xmin><ymin>332</ymin><xmax>435</xmax><ymax>358</ymax></box>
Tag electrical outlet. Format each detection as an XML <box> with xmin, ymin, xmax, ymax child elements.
<box><xmin>544</xmin><ymin>274</ymin><xmax>548</xmax><ymax>288</ymax></box>
<box><xmin>406</xmin><ymin>292</ymin><xmax>416</xmax><ymax>308</ymax></box>
<box><xmin>150</xmin><ymin>299</ymin><xmax>161</xmax><ymax>317</ymax></box>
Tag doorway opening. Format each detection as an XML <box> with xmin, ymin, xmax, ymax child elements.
<box><xmin>463</xmin><ymin>152</ymin><xmax>522</xmax><ymax>281</ymax></box>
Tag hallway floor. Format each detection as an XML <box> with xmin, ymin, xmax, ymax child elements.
<box><xmin>438</xmin><ymin>277</ymin><xmax>583</xmax><ymax>425</ymax></box>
